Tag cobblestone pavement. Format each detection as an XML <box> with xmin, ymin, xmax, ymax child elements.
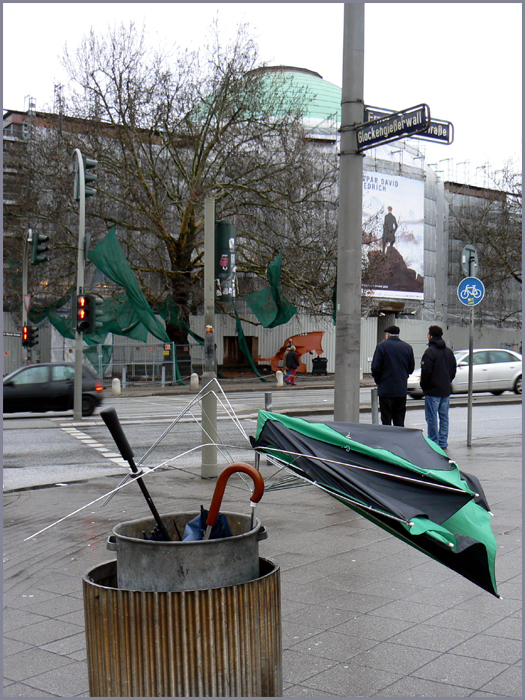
<box><xmin>3</xmin><ymin>390</ymin><xmax>522</xmax><ymax>697</ymax></box>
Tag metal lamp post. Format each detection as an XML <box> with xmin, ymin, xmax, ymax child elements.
<box><xmin>334</xmin><ymin>3</ymin><xmax>365</xmax><ymax>423</ymax></box>
<box><xmin>201</xmin><ymin>197</ymin><xmax>218</xmax><ymax>478</ymax></box>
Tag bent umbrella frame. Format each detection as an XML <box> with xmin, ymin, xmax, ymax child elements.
<box><xmin>251</xmin><ymin>411</ymin><xmax>499</xmax><ymax>598</ymax></box>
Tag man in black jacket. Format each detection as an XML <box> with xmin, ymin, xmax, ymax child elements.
<box><xmin>420</xmin><ymin>325</ymin><xmax>457</xmax><ymax>450</ymax></box>
<box><xmin>371</xmin><ymin>325</ymin><xmax>415</xmax><ymax>426</ymax></box>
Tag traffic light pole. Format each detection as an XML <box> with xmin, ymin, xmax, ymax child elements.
<box><xmin>22</xmin><ymin>228</ymin><xmax>32</xmax><ymax>365</ymax></box>
<box><xmin>73</xmin><ymin>148</ymin><xmax>86</xmax><ymax>421</ymax></box>
<box><xmin>334</xmin><ymin>3</ymin><xmax>365</xmax><ymax>423</ymax></box>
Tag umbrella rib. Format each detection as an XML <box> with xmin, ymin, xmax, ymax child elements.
<box><xmin>136</xmin><ymin>378</ymin><xmax>249</xmax><ymax>466</ymax></box>
<box><xmin>314</xmin><ymin>482</ymin><xmax>413</xmax><ymax>525</ymax></box>
<box><xmin>260</xmin><ymin>453</ymin><xmax>414</xmax><ymax>526</ymax></box>
<box><xmin>255</xmin><ymin>447</ymin><xmax>470</xmax><ymax>495</ymax></box>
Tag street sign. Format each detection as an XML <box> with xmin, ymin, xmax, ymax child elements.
<box><xmin>461</xmin><ymin>245</ymin><xmax>478</xmax><ymax>277</ymax></box>
<box><xmin>23</xmin><ymin>294</ymin><xmax>31</xmax><ymax>313</ymax></box>
<box><xmin>364</xmin><ymin>106</ymin><xmax>454</xmax><ymax>144</ymax></box>
<box><xmin>356</xmin><ymin>104</ymin><xmax>431</xmax><ymax>151</ymax></box>
<box><xmin>457</xmin><ymin>277</ymin><xmax>485</xmax><ymax>306</ymax></box>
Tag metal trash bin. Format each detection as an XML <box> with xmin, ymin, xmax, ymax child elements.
<box><xmin>83</xmin><ymin>511</ymin><xmax>282</xmax><ymax>697</ymax></box>
<box><xmin>311</xmin><ymin>357</ymin><xmax>328</xmax><ymax>375</ymax></box>
<box><xmin>106</xmin><ymin>511</ymin><xmax>267</xmax><ymax>592</ymax></box>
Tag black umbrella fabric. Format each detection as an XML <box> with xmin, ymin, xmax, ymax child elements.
<box><xmin>251</xmin><ymin>411</ymin><xmax>499</xmax><ymax>597</ymax></box>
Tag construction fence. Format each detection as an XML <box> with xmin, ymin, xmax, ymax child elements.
<box><xmin>51</xmin><ymin>341</ymin><xmax>205</xmax><ymax>386</ymax></box>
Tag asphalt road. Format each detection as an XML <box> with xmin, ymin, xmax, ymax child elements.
<box><xmin>3</xmin><ymin>389</ymin><xmax>522</xmax><ymax>493</ymax></box>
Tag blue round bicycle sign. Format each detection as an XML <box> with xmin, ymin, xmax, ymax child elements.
<box><xmin>457</xmin><ymin>277</ymin><xmax>485</xmax><ymax>306</ymax></box>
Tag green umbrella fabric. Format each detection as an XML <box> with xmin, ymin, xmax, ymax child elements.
<box><xmin>251</xmin><ymin>412</ymin><xmax>499</xmax><ymax>597</ymax></box>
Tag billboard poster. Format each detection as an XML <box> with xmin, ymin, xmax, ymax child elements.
<box><xmin>361</xmin><ymin>172</ymin><xmax>425</xmax><ymax>300</ymax></box>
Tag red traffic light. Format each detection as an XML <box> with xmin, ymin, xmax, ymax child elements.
<box><xmin>76</xmin><ymin>295</ymin><xmax>92</xmax><ymax>333</ymax></box>
<box><xmin>22</xmin><ymin>326</ymin><xmax>30</xmax><ymax>347</ymax></box>
<box><xmin>21</xmin><ymin>325</ymin><xmax>38</xmax><ymax>347</ymax></box>
<box><xmin>75</xmin><ymin>294</ymin><xmax>102</xmax><ymax>334</ymax></box>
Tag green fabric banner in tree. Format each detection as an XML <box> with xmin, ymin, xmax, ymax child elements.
<box><xmin>155</xmin><ymin>297</ymin><xmax>204</xmax><ymax>346</ymax></box>
<box><xmin>88</xmin><ymin>226</ymin><xmax>170</xmax><ymax>343</ymax></box>
<box><xmin>244</xmin><ymin>247</ymin><xmax>297</xmax><ymax>328</ymax></box>
<box><xmin>232</xmin><ymin>301</ymin><xmax>267</xmax><ymax>382</ymax></box>
<box><xmin>46</xmin><ymin>292</ymin><xmax>153</xmax><ymax>345</ymax></box>
<box><xmin>28</xmin><ymin>285</ymin><xmax>76</xmax><ymax>326</ymax></box>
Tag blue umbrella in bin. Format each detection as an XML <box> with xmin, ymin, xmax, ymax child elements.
<box><xmin>183</xmin><ymin>463</ymin><xmax>265</xmax><ymax>541</ymax></box>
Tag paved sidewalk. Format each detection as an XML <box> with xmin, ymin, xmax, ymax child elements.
<box><xmin>3</xmin><ymin>409</ymin><xmax>522</xmax><ymax>696</ymax></box>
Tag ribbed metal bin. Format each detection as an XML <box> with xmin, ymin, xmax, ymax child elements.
<box><xmin>83</xmin><ymin>558</ymin><xmax>282</xmax><ymax>697</ymax></box>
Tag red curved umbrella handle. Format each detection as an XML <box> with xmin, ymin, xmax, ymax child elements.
<box><xmin>206</xmin><ymin>462</ymin><xmax>265</xmax><ymax>529</ymax></box>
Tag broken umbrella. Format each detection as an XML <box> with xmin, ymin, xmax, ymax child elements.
<box><xmin>251</xmin><ymin>411</ymin><xmax>499</xmax><ymax>597</ymax></box>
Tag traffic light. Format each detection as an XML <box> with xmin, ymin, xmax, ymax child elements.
<box><xmin>22</xmin><ymin>325</ymin><xmax>31</xmax><ymax>348</ymax></box>
<box><xmin>74</xmin><ymin>155</ymin><xmax>98</xmax><ymax>201</ymax></box>
<box><xmin>83</xmin><ymin>157</ymin><xmax>97</xmax><ymax>198</ymax></box>
<box><xmin>75</xmin><ymin>294</ymin><xmax>104</xmax><ymax>334</ymax></box>
<box><xmin>28</xmin><ymin>326</ymin><xmax>39</xmax><ymax>347</ymax></box>
<box><xmin>21</xmin><ymin>326</ymin><xmax>38</xmax><ymax>347</ymax></box>
<box><xmin>30</xmin><ymin>231</ymin><xmax>49</xmax><ymax>265</ymax></box>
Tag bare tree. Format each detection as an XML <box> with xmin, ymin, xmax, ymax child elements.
<box><xmin>448</xmin><ymin>160</ymin><xmax>522</xmax><ymax>325</ymax></box>
<box><xmin>40</xmin><ymin>21</ymin><xmax>337</xmax><ymax>341</ymax></box>
<box><xmin>452</xmin><ymin>162</ymin><xmax>521</xmax><ymax>286</ymax></box>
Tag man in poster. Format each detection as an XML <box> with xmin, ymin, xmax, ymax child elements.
<box><xmin>382</xmin><ymin>206</ymin><xmax>398</xmax><ymax>254</ymax></box>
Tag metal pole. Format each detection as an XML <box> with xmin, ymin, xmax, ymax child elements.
<box><xmin>466</xmin><ymin>253</ymin><xmax>476</xmax><ymax>447</ymax></box>
<box><xmin>371</xmin><ymin>387</ymin><xmax>379</xmax><ymax>424</ymax></box>
<box><xmin>73</xmin><ymin>148</ymin><xmax>85</xmax><ymax>421</ymax></box>
<box><xmin>334</xmin><ymin>3</ymin><xmax>365</xmax><ymax>423</ymax></box>
<box><xmin>467</xmin><ymin>306</ymin><xmax>474</xmax><ymax>446</ymax></box>
<box><xmin>22</xmin><ymin>228</ymin><xmax>31</xmax><ymax>365</ymax></box>
<box><xmin>201</xmin><ymin>197</ymin><xmax>218</xmax><ymax>478</ymax></box>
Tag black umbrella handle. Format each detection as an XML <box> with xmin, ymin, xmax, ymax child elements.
<box><xmin>100</xmin><ymin>406</ymin><xmax>135</xmax><ymax>463</ymax></box>
<box><xmin>100</xmin><ymin>407</ymin><xmax>171</xmax><ymax>541</ymax></box>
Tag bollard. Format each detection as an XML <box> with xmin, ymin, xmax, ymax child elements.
<box><xmin>264</xmin><ymin>393</ymin><xmax>273</xmax><ymax>465</ymax></box>
<box><xmin>190</xmin><ymin>372</ymin><xmax>199</xmax><ymax>392</ymax></box>
<box><xmin>111</xmin><ymin>378</ymin><xmax>121</xmax><ymax>397</ymax></box>
<box><xmin>371</xmin><ymin>387</ymin><xmax>379</xmax><ymax>424</ymax></box>
<box><xmin>121</xmin><ymin>366</ymin><xmax>126</xmax><ymax>389</ymax></box>
<box><xmin>161</xmin><ymin>365</ymin><xmax>166</xmax><ymax>388</ymax></box>
<box><xmin>275</xmin><ymin>370</ymin><xmax>284</xmax><ymax>387</ymax></box>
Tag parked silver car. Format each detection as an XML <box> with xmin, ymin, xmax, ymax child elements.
<box><xmin>407</xmin><ymin>348</ymin><xmax>522</xmax><ymax>399</ymax></box>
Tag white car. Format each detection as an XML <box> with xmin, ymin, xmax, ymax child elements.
<box><xmin>407</xmin><ymin>348</ymin><xmax>522</xmax><ymax>399</ymax></box>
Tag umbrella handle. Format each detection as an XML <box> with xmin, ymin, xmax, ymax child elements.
<box><xmin>206</xmin><ymin>462</ymin><xmax>265</xmax><ymax>530</ymax></box>
<box><xmin>101</xmin><ymin>406</ymin><xmax>171</xmax><ymax>542</ymax></box>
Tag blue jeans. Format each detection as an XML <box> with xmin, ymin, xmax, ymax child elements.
<box><xmin>424</xmin><ymin>396</ymin><xmax>450</xmax><ymax>449</ymax></box>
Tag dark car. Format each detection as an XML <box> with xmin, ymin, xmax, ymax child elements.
<box><xmin>3</xmin><ymin>363</ymin><xmax>104</xmax><ymax>416</ymax></box>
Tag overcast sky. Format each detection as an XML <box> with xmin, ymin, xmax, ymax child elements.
<box><xmin>3</xmin><ymin>3</ymin><xmax>522</xmax><ymax>185</ymax></box>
